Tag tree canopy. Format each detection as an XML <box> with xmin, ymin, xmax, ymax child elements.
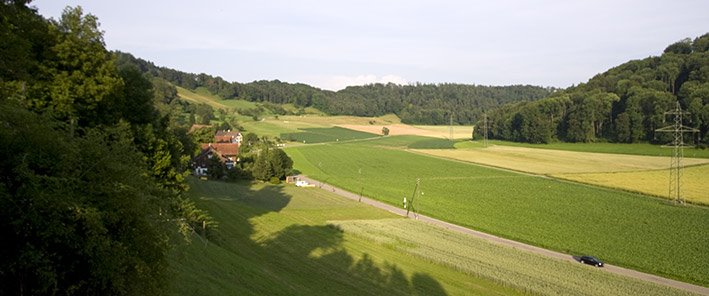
<box><xmin>481</xmin><ymin>33</ymin><xmax>709</xmax><ymax>144</ymax></box>
<box><xmin>115</xmin><ymin>52</ymin><xmax>554</xmax><ymax>125</ymax></box>
<box><xmin>0</xmin><ymin>3</ymin><xmax>213</xmax><ymax>295</ymax></box>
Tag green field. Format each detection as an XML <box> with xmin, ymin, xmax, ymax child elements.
<box><xmin>285</xmin><ymin>136</ymin><xmax>709</xmax><ymax>286</ymax></box>
<box><xmin>176</xmin><ymin>86</ymin><xmax>263</xmax><ymax>111</ymax></box>
<box><xmin>170</xmin><ymin>179</ymin><xmax>520</xmax><ymax>295</ymax></box>
<box><xmin>456</xmin><ymin>140</ymin><xmax>709</xmax><ymax>158</ymax></box>
<box><xmin>169</xmin><ymin>178</ymin><xmax>691</xmax><ymax>296</ymax></box>
<box><xmin>406</xmin><ymin>138</ymin><xmax>456</xmax><ymax>149</ymax></box>
<box><xmin>280</xmin><ymin>127</ymin><xmax>380</xmax><ymax>144</ymax></box>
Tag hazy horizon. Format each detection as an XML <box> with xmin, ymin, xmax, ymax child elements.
<box><xmin>32</xmin><ymin>0</ymin><xmax>709</xmax><ymax>91</ymax></box>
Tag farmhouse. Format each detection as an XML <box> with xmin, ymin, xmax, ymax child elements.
<box><xmin>215</xmin><ymin>129</ymin><xmax>242</xmax><ymax>144</ymax></box>
<box><xmin>193</xmin><ymin>129</ymin><xmax>242</xmax><ymax>175</ymax></box>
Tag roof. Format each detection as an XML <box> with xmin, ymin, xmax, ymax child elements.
<box><xmin>204</xmin><ymin>143</ymin><xmax>239</xmax><ymax>157</ymax></box>
<box><xmin>215</xmin><ymin>130</ymin><xmax>240</xmax><ymax>137</ymax></box>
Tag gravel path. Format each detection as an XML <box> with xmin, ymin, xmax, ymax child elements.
<box><xmin>297</xmin><ymin>175</ymin><xmax>709</xmax><ymax>295</ymax></box>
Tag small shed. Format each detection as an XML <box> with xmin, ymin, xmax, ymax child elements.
<box><xmin>286</xmin><ymin>176</ymin><xmax>299</xmax><ymax>184</ymax></box>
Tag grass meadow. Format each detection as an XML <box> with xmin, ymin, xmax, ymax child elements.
<box><xmin>170</xmin><ymin>179</ymin><xmax>523</xmax><ymax>296</ymax></box>
<box><xmin>286</xmin><ymin>137</ymin><xmax>709</xmax><ymax>286</ymax></box>
<box><xmin>280</xmin><ymin>127</ymin><xmax>380</xmax><ymax>144</ymax></box>
<box><xmin>169</xmin><ymin>178</ymin><xmax>691</xmax><ymax>296</ymax></box>
<box><xmin>176</xmin><ymin>85</ymin><xmax>269</xmax><ymax>111</ymax></box>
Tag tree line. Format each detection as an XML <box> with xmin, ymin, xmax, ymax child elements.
<box><xmin>479</xmin><ymin>34</ymin><xmax>709</xmax><ymax>144</ymax></box>
<box><xmin>0</xmin><ymin>2</ymin><xmax>215</xmax><ymax>295</ymax></box>
<box><xmin>116</xmin><ymin>52</ymin><xmax>554</xmax><ymax>125</ymax></box>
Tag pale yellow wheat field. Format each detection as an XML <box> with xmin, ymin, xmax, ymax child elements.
<box><xmin>554</xmin><ymin>165</ymin><xmax>709</xmax><ymax>205</ymax></box>
<box><xmin>416</xmin><ymin>146</ymin><xmax>709</xmax><ymax>204</ymax></box>
<box><xmin>417</xmin><ymin>146</ymin><xmax>709</xmax><ymax>174</ymax></box>
<box><xmin>340</xmin><ymin>124</ymin><xmax>474</xmax><ymax>139</ymax></box>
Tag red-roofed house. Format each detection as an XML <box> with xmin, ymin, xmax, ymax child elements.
<box><xmin>214</xmin><ymin>130</ymin><xmax>242</xmax><ymax>144</ymax></box>
<box><xmin>193</xmin><ymin>130</ymin><xmax>242</xmax><ymax>176</ymax></box>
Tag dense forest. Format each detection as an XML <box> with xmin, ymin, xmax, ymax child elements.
<box><xmin>0</xmin><ymin>2</ymin><xmax>219</xmax><ymax>295</ymax></box>
<box><xmin>480</xmin><ymin>34</ymin><xmax>709</xmax><ymax>144</ymax></box>
<box><xmin>116</xmin><ymin>52</ymin><xmax>554</xmax><ymax>125</ymax></box>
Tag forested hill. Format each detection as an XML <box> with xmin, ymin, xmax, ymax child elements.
<box><xmin>115</xmin><ymin>52</ymin><xmax>553</xmax><ymax>125</ymax></box>
<box><xmin>484</xmin><ymin>34</ymin><xmax>709</xmax><ymax>144</ymax></box>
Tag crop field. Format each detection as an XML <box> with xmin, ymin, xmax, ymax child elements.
<box><xmin>555</xmin><ymin>164</ymin><xmax>709</xmax><ymax>205</ymax></box>
<box><xmin>456</xmin><ymin>140</ymin><xmax>709</xmax><ymax>158</ymax></box>
<box><xmin>285</xmin><ymin>137</ymin><xmax>709</xmax><ymax>286</ymax></box>
<box><xmin>169</xmin><ymin>178</ymin><xmax>691</xmax><ymax>296</ymax></box>
<box><xmin>413</xmin><ymin>125</ymin><xmax>474</xmax><ymax>139</ymax></box>
<box><xmin>335</xmin><ymin>219</ymin><xmax>692</xmax><ymax>296</ymax></box>
<box><xmin>406</xmin><ymin>138</ymin><xmax>456</xmax><ymax>149</ymax></box>
<box><xmin>280</xmin><ymin>127</ymin><xmax>379</xmax><ymax>144</ymax></box>
<box><xmin>242</xmin><ymin>114</ymin><xmax>400</xmax><ymax>138</ymax></box>
<box><xmin>339</xmin><ymin>123</ymin><xmax>472</xmax><ymax>139</ymax></box>
<box><xmin>416</xmin><ymin>146</ymin><xmax>709</xmax><ymax>204</ymax></box>
<box><xmin>170</xmin><ymin>179</ymin><xmax>522</xmax><ymax>296</ymax></box>
<box><xmin>417</xmin><ymin>146</ymin><xmax>709</xmax><ymax>175</ymax></box>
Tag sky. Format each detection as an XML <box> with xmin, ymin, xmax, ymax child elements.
<box><xmin>31</xmin><ymin>0</ymin><xmax>709</xmax><ymax>91</ymax></box>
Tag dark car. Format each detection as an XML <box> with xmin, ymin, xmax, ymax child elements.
<box><xmin>579</xmin><ymin>255</ymin><xmax>604</xmax><ymax>267</ymax></box>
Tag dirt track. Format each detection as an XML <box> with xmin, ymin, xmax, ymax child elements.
<box><xmin>297</xmin><ymin>175</ymin><xmax>709</xmax><ymax>295</ymax></box>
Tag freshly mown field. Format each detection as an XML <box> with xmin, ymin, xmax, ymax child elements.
<box><xmin>456</xmin><ymin>140</ymin><xmax>709</xmax><ymax>158</ymax></box>
<box><xmin>169</xmin><ymin>178</ymin><xmax>691</xmax><ymax>296</ymax></box>
<box><xmin>555</xmin><ymin>164</ymin><xmax>709</xmax><ymax>205</ymax></box>
<box><xmin>285</xmin><ymin>137</ymin><xmax>709</xmax><ymax>286</ymax></box>
<box><xmin>280</xmin><ymin>127</ymin><xmax>380</xmax><ymax>144</ymax></box>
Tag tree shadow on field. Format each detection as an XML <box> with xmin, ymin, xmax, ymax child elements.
<box><xmin>260</xmin><ymin>223</ymin><xmax>447</xmax><ymax>296</ymax></box>
<box><xmin>180</xmin><ymin>179</ymin><xmax>447</xmax><ymax>296</ymax></box>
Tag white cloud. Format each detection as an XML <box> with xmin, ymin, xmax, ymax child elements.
<box><xmin>312</xmin><ymin>74</ymin><xmax>408</xmax><ymax>91</ymax></box>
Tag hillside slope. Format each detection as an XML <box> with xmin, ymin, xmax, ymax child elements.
<box><xmin>484</xmin><ymin>34</ymin><xmax>709</xmax><ymax>144</ymax></box>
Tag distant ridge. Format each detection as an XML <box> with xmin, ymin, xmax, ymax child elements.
<box><xmin>114</xmin><ymin>52</ymin><xmax>553</xmax><ymax>125</ymax></box>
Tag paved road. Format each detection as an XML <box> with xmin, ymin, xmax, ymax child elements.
<box><xmin>297</xmin><ymin>175</ymin><xmax>709</xmax><ymax>296</ymax></box>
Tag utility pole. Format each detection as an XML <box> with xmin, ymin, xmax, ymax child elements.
<box><xmin>655</xmin><ymin>101</ymin><xmax>699</xmax><ymax>204</ymax></box>
<box><xmin>405</xmin><ymin>178</ymin><xmax>421</xmax><ymax>218</ymax></box>
<box><xmin>358</xmin><ymin>168</ymin><xmax>363</xmax><ymax>202</ymax></box>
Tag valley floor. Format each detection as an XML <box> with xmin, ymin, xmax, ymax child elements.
<box><xmin>298</xmin><ymin>175</ymin><xmax>709</xmax><ymax>296</ymax></box>
<box><xmin>170</xmin><ymin>178</ymin><xmax>699</xmax><ymax>296</ymax></box>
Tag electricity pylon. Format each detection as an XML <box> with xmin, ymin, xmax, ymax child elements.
<box><xmin>655</xmin><ymin>101</ymin><xmax>699</xmax><ymax>204</ymax></box>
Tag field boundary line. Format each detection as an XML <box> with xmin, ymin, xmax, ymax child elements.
<box><xmin>296</xmin><ymin>175</ymin><xmax>709</xmax><ymax>295</ymax></box>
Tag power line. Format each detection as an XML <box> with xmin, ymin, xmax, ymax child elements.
<box><xmin>655</xmin><ymin>101</ymin><xmax>699</xmax><ymax>204</ymax></box>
